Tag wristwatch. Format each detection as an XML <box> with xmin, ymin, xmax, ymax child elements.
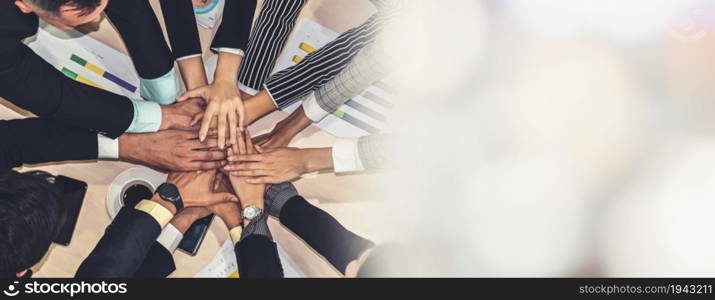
<box><xmin>242</xmin><ymin>205</ymin><xmax>263</xmax><ymax>222</ymax></box>
<box><xmin>155</xmin><ymin>183</ymin><xmax>184</xmax><ymax>212</ymax></box>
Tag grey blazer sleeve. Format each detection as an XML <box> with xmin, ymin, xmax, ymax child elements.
<box><xmin>357</xmin><ymin>134</ymin><xmax>392</xmax><ymax>170</ymax></box>
<box><xmin>313</xmin><ymin>42</ymin><xmax>393</xmax><ymax>114</ymax></box>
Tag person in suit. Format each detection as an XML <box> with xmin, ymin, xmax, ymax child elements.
<box><xmin>0</xmin><ymin>116</ymin><xmax>229</xmax><ymax>172</ymax></box>
<box><xmin>1</xmin><ymin>0</ymin><xmax>204</xmax><ymax>139</ymax></box>
<box><xmin>75</xmin><ymin>169</ymin><xmax>239</xmax><ymax>278</ymax></box>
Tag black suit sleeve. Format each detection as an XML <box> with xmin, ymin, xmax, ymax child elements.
<box><xmin>0</xmin><ymin>37</ymin><xmax>134</xmax><ymax>138</ymax></box>
<box><xmin>235</xmin><ymin>235</ymin><xmax>284</xmax><ymax>278</ymax></box>
<box><xmin>133</xmin><ymin>242</ymin><xmax>176</xmax><ymax>278</ymax></box>
<box><xmin>211</xmin><ymin>0</ymin><xmax>258</xmax><ymax>51</ymax></box>
<box><xmin>159</xmin><ymin>0</ymin><xmax>203</xmax><ymax>60</ymax></box>
<box><xmin>75</xmin><ymin>208</ymin><xmax>163</xmax><ymax>278</ymax></box>
<box><xmin>0</xmin><ymin>118</ymin><xmax>97</xmax><ymax>170</ymax></box>
<box><xmin>105</xmin><ymin>0</ymin><xmax>175</xmax><ymax>79</ymax></box>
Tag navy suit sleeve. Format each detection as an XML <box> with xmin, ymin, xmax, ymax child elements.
<box><xmin>0</xmin><ymin>38</ymin><xmax>134</xmax><ymax>138</ymax></box>
<box><xmin>211</xmin><ymin>0</ymin><xmax>258</xmax><ymax>51</ymax></box>
<box><xmin>235</xmin><ymin>235</ymin><xmax>284</xmax><ymax>278</ymax></box>
<box><xmin>133</xmin><ymin>242</ymin><xmax>176</xmax><ymax>278</ymax></box>
<box><xmin>76</xmin><ymin>208</ymin><xmax>163</xmax><ymax>278</ymax></box>
<box><xmin>0</xmin><ymin>118</ymin><xmax>97</xmax><ymax>170</ymax></box>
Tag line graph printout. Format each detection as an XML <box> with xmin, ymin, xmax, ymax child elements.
<box><xmin>26</xmin><ymin>22</ymin><xmax>142</xmax><ymax>99</ymax></box>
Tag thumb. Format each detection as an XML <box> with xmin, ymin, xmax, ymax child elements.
<box><xmin>177</xmin><ymin>87</ymin><xmax>206</xmax><ymax>102</ymax></box>
<box><xmin>206</xmin><ymin>192</ymin><xmax>239</xmax><ymax>206</ymax></box>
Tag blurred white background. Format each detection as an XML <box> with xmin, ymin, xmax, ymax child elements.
<box><xmin>377</xmin><ymin>0</ymin><xmax>715</xmax><ymax>276</ymax></box>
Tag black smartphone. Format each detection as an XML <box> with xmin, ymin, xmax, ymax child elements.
<box><xmin>53</xmin><ymin>175</ymin><xmax>88</xmax><ymax>246</ymax></box>
<box><xmin>178</xmin><ymin>214</ymin><xmax>214</xmax><ymax>255</ymax></box>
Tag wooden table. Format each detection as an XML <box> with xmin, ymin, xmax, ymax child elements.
<box><xmin>1</xmin><ymin>0</ymin><xmax>392</xmax><ymax>278</ymax></box>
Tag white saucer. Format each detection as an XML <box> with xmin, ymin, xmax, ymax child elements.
<box><xmin>106</xmin><ymin>167</ymin><xmax>167</xmax><ymax>219</ymax></box>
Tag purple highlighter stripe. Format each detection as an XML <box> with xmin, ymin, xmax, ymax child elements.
<box><xmin>103</xmin><ymin>72</ymin><xmax>137</xmax><ymax>93</ymax></box>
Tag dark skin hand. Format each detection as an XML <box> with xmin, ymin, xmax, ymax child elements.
<box><xmin>170</xmin><ymin>207</ymin><xmax>211</xmax><ymax>234</ymax></box>
<box><xmin>252</xmin><ymin>106</ymin><xmax>312</xmax><ymax>151</ymax></box>
<box><xmin>152</xmin><ymin>170</ymin><xmax>240</xmax><ymax>215</ymax></box>
<box><xmin>160</xmin><ymin>98</ymin><xmax>206</xmax><ymax>131</ymax></box>
<box><xmin>118</xmin><ymin>130</ymin><xmax>229</xmax><ymax>172</ymax></box>
<box><xmin>208</xmin><ymin>172</ymin><xmax>243</xmax><ymax>229</ymax></box>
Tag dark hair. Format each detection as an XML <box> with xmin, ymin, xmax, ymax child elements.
<box><xmin>0</xmin><ymin>171</ymin><xmax>65</xmax><ymax>277</ymax></box>
<box><xmin>29</xmin><ymin>0</ymin><xmax>102</xmax><ymax>16</ymax></box>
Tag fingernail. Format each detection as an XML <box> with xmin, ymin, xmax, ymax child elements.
<box><xmin>231</xmin><ymin>196</ymin><xmax>239</xmax><ymax>202</ymax></box>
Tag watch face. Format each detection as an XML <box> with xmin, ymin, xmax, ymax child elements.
<box><xmin>243</xmin><ymin>205</ymin><xmax>261</xmax><ymax>220</ymax></box>
<box><xmin>158</xmin><ymin>184</ymin><xmax>180</xmax><ymax>201</ymax></box>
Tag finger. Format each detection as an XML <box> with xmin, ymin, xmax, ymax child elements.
<box><xmin>245</xmin><ymin>177</ymin><xmax>276</xmax><ymax>184</ymax></box>
<box><xmin>220</xmin><ymin>111</ymin><xmax>230</xmax><ymax>149</ymax></box>
<box><xmin>206</xmin><ymin>192</ymin><xmax>240</xmax><ymax>206</ymax></box>
<box><xmin>228</xmin><ymin>108</ymin><xmax>238</xmax><ymax>152</ymax></box>
<box><xmin>237</xmin><ymin>101</ymin><xmax>246</xmax><ymax>132</ymax></box>
<box><xmin>229</xmin><ymin>170</ymin><xmax>272</xmax><ymax>177</ymax></box>
<box><xmin>245</xmin><ymin>129</ymin><xmax>256</xmax><ymax>154</ymax></box>
<box><xmin>199</xmin><ymin>109</ymin><xmax>216</xmax><ymax>142</ymax></box>
<box><xmin>237</xmin><ymin>129</ymin><xmax>247</xmax><ymax>155</ymax></box>
<box><xmin>190</xmin><ymin>112</ymin><xmax>204</xmax><ymax>127</ymax></box>
<box><xmin>232</xmin><ymin>162</ymin><xmax>269</xmax><ymax>171</ymax></box>
<box><xmin>193</xmin><ymin>161</ymin><xmax>228</xmax><ymax>171</ymax></box>
<box><xmin>227</xmin><ymin>153</ymin><xmax>263</xmax><ymax>163</ymax></box>
<box><xmin>177</xmin><ymin>88</ymin><xmax>205</xmax><ymax>102</ymax></box>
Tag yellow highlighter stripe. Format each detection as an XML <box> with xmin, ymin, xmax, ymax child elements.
<box><xmin>84</xmin><ymin>62</ymin><xmax>106</xmax><ymax>76</ymax></box>
<box><xmin>61</xmin><ymin>67</ymin><xmax>105</xmax><ymax>90</ymax></box>
<box><xmin>292</xmin><ymin>55</ymin><xmax>304</xmax><ymax>63</ymax></box>
<box><xmin>299</xmin><ymin>42</ymin><xmax>317</xmax><ymax>53</ymax></box>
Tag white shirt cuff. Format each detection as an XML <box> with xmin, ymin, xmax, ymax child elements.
<box><xmin>302</xmin><ymin>92</ymin><xmax>330</xmax><ymax>122</ymax></box>
<box><xmin>238</xmin><ymin>82</ymin><xmax>259</xmax><ymax>96</ymax></box>
<box><xmin>176</xmin><ymin>54</ymin><xmax>202</xmax><ymax>61</ymax></box>
<box><xmin>157</xmin><ymin>223</ymin><xmax>183</xmax><ymax>253</ymax></box>
<box><xmin>97</xmin><ymin>134</ymin><xmax>119</xmax><ymax>159</ymax></box>
<box><xmin>212</xmin><ymin>47</ymin><xmax>245</xmax><ymax>57</ymax></box>
<box><xmin>332</xmin><ymin>138</ymin><xmax>366</xmax><ymax>173</ymax></box>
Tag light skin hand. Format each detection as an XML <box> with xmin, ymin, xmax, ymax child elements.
<box><xmin>228</xmin><ymin>130</ymin><xmax>267</xmax><ymax>225</ymax></box>
<box><xmin>176</xmin><ymin>56</ymin><xmax>209</xmax><ymax>91</ymax></box>
<box><xmin>224</xmin><ymin>147</ymin><xmax>333</xmax><ymax>184</ymax></box>
<box><xmin>117</xmin><ymin>130</ymin><xmax>228</xmax><ymax>172</ymax></box>
<box><xmin>176</xmin><ymin>52</ymin><xmax>245</xmax><ymax>150</ymax></box>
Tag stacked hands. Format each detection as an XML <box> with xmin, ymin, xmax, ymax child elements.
<box><xmin>129</xmin><ymin>80</ymin><xmax>310</xmax><ymax>228</ymax></box>
<box><xmin>152</xmin><ymin>129</ymin><xmax>267</xmax><ymax>230</ymax></box>
<box><xmin>122</xmin><ymin>82</ymin><xmax>328</xmax><ymax>183</ymax></box>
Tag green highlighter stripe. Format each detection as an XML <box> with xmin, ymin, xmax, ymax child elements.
<box><xmin>70</xmin><ymin>54</ymin><xmax>87</xmax><ymax>66</ymax></box>
<box><xmin>61</xmin><ymin>67</ymin><xmax>78</xmax><ymax>79</ymax></box>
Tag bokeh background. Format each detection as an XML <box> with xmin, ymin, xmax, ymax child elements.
<box><xmin>378</xmin><ymin>0</ymin><xmax>715</xmax><ymax>276</ymax></box>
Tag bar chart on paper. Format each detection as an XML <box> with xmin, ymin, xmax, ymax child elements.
<box><xmin>274</xmin><ymin>19</ymin><xmax>397</xmax><ymax>138</ymax></box>
<box><xmin>26</xmin><ymin>22</ymin><xmax>142</xmax><ymax>99</ymax></box>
